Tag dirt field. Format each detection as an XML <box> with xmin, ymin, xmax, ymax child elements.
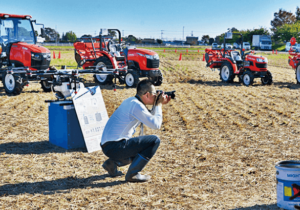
<box><xmin>0</xmin><ymin>50</ymin><xmax>299</xmax><ymax>209</ymax></box>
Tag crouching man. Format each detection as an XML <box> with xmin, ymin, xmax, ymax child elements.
<box><xmin>100</xmin><ymin>79</ymin><xmax>171</xmax><ymax>182</ymax></box>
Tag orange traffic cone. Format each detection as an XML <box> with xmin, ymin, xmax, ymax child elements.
<box><xmin>198</xmin><ymin>49</ymin><xmax>200</xmax><ymax>53</ymax></box>
<box><xmin>186</xmin><ymin>49</ymin><xmax>188</xmax><ymax>53</ymax></box>
<box><xmin>179</xmin><ymin>53</ymin><xmax>182</xmax><ymax>61</ymax></box>
<box><xmin>58</xmin><ymin>51</ymin><xmax>61</xmax><ymax>59</ymax></box>
<box><xmin>164</xmin><ymin>49</ymin><xmax>165</xmax><ymax>53</ymax></box>
<box><xmin>175</xmin><ymin>49</ymin><xmax>177</xmax><ymax>53</ymax></box>
<box><xmin>276</xmin><ymin>50</ymin><xmax>278</xmax><ymax>55</ymax></box>
<box><xmin>53</xmin><ymin>51</ymin><xmax>56</xmax><ymax>59</ymax></box>
<box><xmin>202</xmin><ymin>54</ymin><xmax>205</xmax><ymax>61</ymax></box>
<box><xmin>272</xmin><ymin>50</ymin><xmax>274</xmax><ymax>54</ymax></box>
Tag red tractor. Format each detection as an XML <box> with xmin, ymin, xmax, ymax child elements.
<box><xmin>288</xmin><ymin>37</ymin><xmax>300</xmax><ymax>83</ymax></box>
<box><xmin>0</xmin><ymin>13</ymin><xmax>52</xmax><ymax>94</ymax></box>
<box><xmin>74</xmin><ymin>29</ymin><xmax>162</xmax><ymax>87</ymax></box>
<box><xmin>205</xmin><ymin>32</ymin><xmax>272</xmax><ymax>86</ymax></box>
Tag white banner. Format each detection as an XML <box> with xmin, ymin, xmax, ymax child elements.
<box><xmin>72</xmin><ymin>86</ymin><xmax>108</xmax><ymax>153</ymax></box>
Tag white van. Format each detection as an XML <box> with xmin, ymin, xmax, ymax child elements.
<box><xmin>243</xmin><ymin>42</ymin><xmax>251</xmax><ymax>50</ymax></box>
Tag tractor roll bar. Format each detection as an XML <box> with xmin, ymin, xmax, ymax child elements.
<box><xmin>223</xmin><ymin>32</ymin><xmax>244</xmax><ymax>58</ymax></box>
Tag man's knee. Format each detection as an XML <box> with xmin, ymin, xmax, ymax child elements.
<box><xmin>151</xmin><ymin>135</ymin><xmax>160</xmax><ymax>147</ymax></box>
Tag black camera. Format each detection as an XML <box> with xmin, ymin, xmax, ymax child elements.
<box><xmin>157</xmin><ymin>90</ymin><xmax>176</xmax><ymax>99</ymax></box>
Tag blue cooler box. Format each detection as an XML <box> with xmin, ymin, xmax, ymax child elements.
<box><xmin>48</xmin><ymin>101</ymin><xmax>85</xmax><ymax>149</ymax></box>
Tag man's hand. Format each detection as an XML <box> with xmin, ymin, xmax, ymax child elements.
<box><xmin>156</xmin><ymin>93</ymin><xmax>171</xmax><ymax>106</ymax></box>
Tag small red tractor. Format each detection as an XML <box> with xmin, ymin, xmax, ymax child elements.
<box><xmin>205</xmin><ymin>32</ymin><xmax>272</xmax><ymax>86</ymax></box>
<box><xmin>0</xmin><ymin>13</ymin><xmax>53</xmax><ymax>94</ymax></box>
<box><xmin>74</xmin><ymin>29</ymin><xmax>162</xmax><ymax>87</ymax></box>
<box><xmin>288</xmin><ymin>37</ymin><xmax>300</xmax><ymax>83</ymax></box>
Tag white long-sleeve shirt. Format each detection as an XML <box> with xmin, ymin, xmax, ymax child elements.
<box><xmin>101</xmin><ymin>97</ymin><xmax>162</xmax><ymax>145</ymax></box>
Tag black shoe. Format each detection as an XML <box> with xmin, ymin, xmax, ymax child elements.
<box><xmin>125</xmin><ymin>154</ymin><xmax>151</xmax><ymax>182</ymax></box>
<box><xmin>102</xmin><ymin>159</ymin><xmax>123</xmax><ymax>177</ymax></box>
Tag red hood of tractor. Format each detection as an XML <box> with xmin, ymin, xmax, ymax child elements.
<box><xmin>128</xmin><ymin>48</ymin><xmax>157</xmax><ymax>56</ymax></box>
<box><xmin>246</xmin><ymin>54</ymin><xmax>267</xmax><ymax>62</ymax></box>
<box><xmin>14</xmin><ymin>42</ymin><xmax>50</xmax><ymax>54</ymax></box>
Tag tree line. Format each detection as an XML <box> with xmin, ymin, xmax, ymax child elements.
<box><xmin>201</xmin><ymin>6</ymin><xmax>300</xmax><ymax>45</ymax></box>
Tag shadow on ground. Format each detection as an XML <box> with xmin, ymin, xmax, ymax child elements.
<box><xmin>231</xmin><ymin>203</ymin><xmax>279</xmax><ymax>210</ymax></box>
<box><xmin>0</xmin><ymin>175</ymin><xmax>126</xmax><ymax>196</ymax></box>
<box><xmin>0</xmin><ymin>140</ymin><xmax>86</xmax><ymax>155</ymax></box>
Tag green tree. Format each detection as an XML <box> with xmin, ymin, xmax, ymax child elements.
<box><xmin>296</xmin><ymin>6</ymin><xmax>300</xmax><ymax>21</ymax></box>
<box><xmin>201</xmin><ymin>35</ymin><xmax>209</xmax><ymax>43</ymax></box>
<box><xmin>156</xmin><ymin>39</ymin><xmax>163</xmax><ymax>44</ymax></box>
<box><xmin>65</xmin><ymin>31</ymin><xmax>77</xmax><ymax>42</ymax></box>
<box><xmin>273</xmin><ymin>21</ymin><xmax>300</xmax><ymax>42</ymax></box>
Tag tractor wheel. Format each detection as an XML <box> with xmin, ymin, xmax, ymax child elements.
<box><xmin>295</xmin><ymin>64</ymin><xmax>300</xmax><ymax>84</ymax></box>
<box><xmin>125</xmin><ymin>69</ymin><xmax>139</xmax><ymax>87</ymax></box>
<box><xmin>2</xmin><ymin>72</ymin><xmax>24</xmax><ymax>95</ymax></box>
<box><xmin>261</xmin><ymin>70</ymin><xmax>273</xmax><ymax>85</ymax></box>
<box><xmin>93</xmin><ymin>57</ymin><xmax>113</xmax><ymax>85</ymax></box>
<box><xmin>220</xmin><ymin>62</ymin><xmax>234</xmax><ymax>83</ymax></box>
<box><xmin>152</xmin><ymin>71</ymin><xmax>163</xmax><ymax>86</ymax></box>
<box><xmin>40</xmin><ymin>80</ymin><xmax>52</xmax><ymax>92</ymax></box>
<box><xmin>242</xmin><ymin>71</ymin><xmax>254</xmax><ymax>86</ymax></box>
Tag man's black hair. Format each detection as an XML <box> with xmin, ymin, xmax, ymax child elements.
<box><xmin>136</xmin><ymin>80</ymin><xmax>154</xmax><ymax>96</ymax></box>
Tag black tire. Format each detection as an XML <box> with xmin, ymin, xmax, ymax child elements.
<box><xmin>261</xmin><ymin>70</ymin><xmax>273</xmax><ymax>85</ymax></box>
<box><xmin>220</xmin><ymin>62</ymin><xmax>234</xmax><ymax>83</ymax></box>
<box><xmin>125</xmin><ymin>69</ymin><xmax>139</xmax><ymax>87</ymax></box>
<box><xmin>41</xmin><ymin>80</ymin><xmax>52</xmax><ymax>92</ymax></box>
<box><xmin>2</xmin><ymin>72</ymin><xmax>24</xmax><ymax>95</ymax></box>
<box><xmin>296</xmin><ymin>64</ymin><xmax>300</xmax><ymax>84</ymax></box>
<box><xmin>242</xmin><ymin>71</ymin><xmax>254</xmax><ymax>86</ymax></box>
<box><xmin>152</xmin><ymin>71</ymin><xmax>163</xmax><ymax>86</ymax></box>
<box><xmin>93</xmin><ymin>56</ymin><xmax>113</xmax><ymax>85</ymax></box>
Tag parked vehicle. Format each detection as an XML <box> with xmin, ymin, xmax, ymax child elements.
<box><xmin>205</xmin><ymin>32</ymin><xmax>272</xmax><ymax>86</ymax></box>
<box><xmin>0</xmin><ymin>13</ymin><xmax>53</xmax><ymax>95</ymax></box>
<box><xmin>288</xmin><ymin>37</ymin><xmax>300</xmax><ymax>83</ymax></box>
<box><xmin>233</xmin><ymin>43</ymin><xmax>240</xmax><ymax>49</ymax></box>
<box><xmin>252</xmin><ymin>35</ymin><xmax>272</xmax><ymax>50</ymax></box>
<box><xmin>242</xmin><ymin>42</ymin><xmax>251</xmax><ymax>50</ymax></box>
<box><xmin>212</xmin><ymin>43</ymin><xmax>218</xmax><ymax>49</ymax></box>
<box><xmin>221</xmin><ymin>43</ymin><xmax>233</xmax><ymax>49</ymax></box>
<box><xmin>74</xmin><ymin>29</ymin><xmax>162</xmax><ymax>87</ymax></box>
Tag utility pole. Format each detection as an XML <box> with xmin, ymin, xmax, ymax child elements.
<box><xmin>183</xmin><ymin>26</ymin><xmax>184</xmax><ymax>41</ymax></box>
<box><xmin>191</xmin><ymin>31</ymin><xmax>193</xmax><ymax>36</ymax></box>
<box><xmin>122</xmin><ymin>30</ymin><xmax>124</xmax><ymax>37</ymax></box>
<box><xmin>161</xmin><ymin>30</ymin><xmax>164</xmax><ymax>40</ymax></box>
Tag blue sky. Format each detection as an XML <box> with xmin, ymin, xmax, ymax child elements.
<box><xmin>0</xmin><ymin>0</ymin><xmax>299</xmax><ymax>40</ymax></box>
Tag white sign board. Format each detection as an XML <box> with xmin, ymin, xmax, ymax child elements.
<box><xmin>72</xmin><ymin>86</ymin><xmax>108</xmax><ymax>153</ymax></box>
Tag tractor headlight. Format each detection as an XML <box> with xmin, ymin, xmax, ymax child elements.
<box><xmin>145</xmin><ymin>54</ymin><xmax>154</xmax><ymax>59</ymax></box>
<box><xmin>153</xmin><ymin>54</ymin><xmax>159</xmax><ymax>59</ymax></box>
<box><xmin>32</xmin><ymin>53</ymin><xmax>42</xmax><ymax>60</ymax></box>
<box><xmin>257</xmin><ymin>58</ymin><xmax>267</xmax><ymax>63</ymax></box>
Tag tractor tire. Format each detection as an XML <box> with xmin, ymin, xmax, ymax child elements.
<box><xmin>93</xmin><ymin>56</ymin><xmax>113</xmax><ymax>85</ymax></box>
<box><xmin>296</xmin><ymin>64</ymin><xmax>300</xmax><ymax>84</ymax></box>
<box><xmin>242</xmin><ymin>71</ymin><xmax>254</xmax><ymax>86</ymax></box>
<box><xmin>152</xmin><ymin>71</ymin><xmax>163</xmax><ymax>86</ymax></box>
<box><xmin>125</xmin><ymin>69</ymin><xmax>139</xmax><ymax>88</ymax></box>
<box><xmin>41</xmin><ymin>80</ymin><xmax>52</xmax><ymax>92</ymax></box>
<box><xmin>261</xmin><ymin>70</ymin><xmax>273</xmax><ymax>85</ymax></box>
<box><xmin>220</xmin><ymin>62</ymin><xmax>234</xmax><ymax>83</ymax></box>
<box><xmin>2</xmin><ymin>72</ymin><xmax>24</xmax><ymax>95</ymax></box>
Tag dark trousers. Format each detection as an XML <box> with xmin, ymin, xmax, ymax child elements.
<box><xmin>101</xmin><ymin>135</ymin><xmax>160</xmax><ymax>161</ymax></box>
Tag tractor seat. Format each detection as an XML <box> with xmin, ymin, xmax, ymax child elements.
<box><xmin>231</xmin><ymin>51</ymin><xmax>242</xmax><ymax>63</ymax></box>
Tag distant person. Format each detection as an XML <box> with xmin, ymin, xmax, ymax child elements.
<box><xmin>100</xmin><ymin>79</ymin><xmax>171</xmax><ymax>182</ymax></box>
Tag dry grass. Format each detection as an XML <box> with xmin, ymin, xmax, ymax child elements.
<box><xmin>0</xmin><ymin>50</ymin><xmax>299</xmax><ymax>209</ymax></box>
